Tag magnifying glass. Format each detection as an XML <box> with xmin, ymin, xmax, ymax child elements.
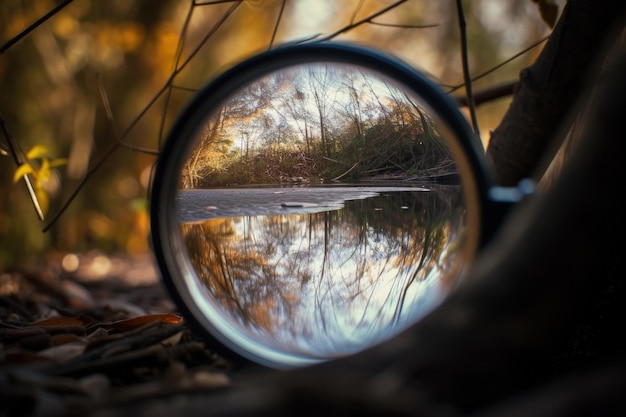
<box><xmin>150</xmin><ymin>42</ymin><xmax>531</xmax><ymax>369</ymax></box>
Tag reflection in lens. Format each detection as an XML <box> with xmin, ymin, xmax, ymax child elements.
<box><xmin>176</xmin><ymin>62</ymin><xmax>470</xmax><ymax>362</ymax></box>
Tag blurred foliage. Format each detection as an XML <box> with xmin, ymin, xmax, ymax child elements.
<box><xmin>0</xmin><ymin>0</ymin><xmax>552</xmax><ymax>268</ymax></box>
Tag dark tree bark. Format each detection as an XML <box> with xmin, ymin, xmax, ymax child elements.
<box><xmin>486</xmin><ymin>0</ymin><xmax>626</xmax><ymax>186</ymax></box>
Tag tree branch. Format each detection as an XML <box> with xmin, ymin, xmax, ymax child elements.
<box><xmin>455</xmin><ymin>0</ymin><xmax>480</xmax><ymax>138</ymax></box>
<box><xmin>0</xmin><ymin>0</ymin><xmax>74</xmax><ymax>53</ymax></box>
<box><xmin>452</xmin><ymin>81</ymin><xmax>517</xmax><ymax>107</ymax></box>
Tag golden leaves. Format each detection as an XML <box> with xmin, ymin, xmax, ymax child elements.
<box><xmin>13</xmin><ymin>145</ymin><xmax>67</xmax><ymax>217</ymax></box>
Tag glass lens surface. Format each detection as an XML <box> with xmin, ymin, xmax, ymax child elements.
<box><xmin>170</xmin><ymin>61</ymin><xmax>475</xmax><ymax>366</ymax></box>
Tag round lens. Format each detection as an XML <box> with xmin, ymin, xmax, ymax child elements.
<box><xmin>150</xmin><ymin>43</ymin><xmax>491</xmax><ymax>369</ymax></box>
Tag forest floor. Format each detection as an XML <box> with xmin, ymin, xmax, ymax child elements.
<box><xmin>4</xmin><ymin>248</ymin><xmax>624</xmax><ymax>417</ymax></box>
<box><xmin>0</xmin><ymin>251</ymin><xmax>241</xmax><ymax>417</ymax></box>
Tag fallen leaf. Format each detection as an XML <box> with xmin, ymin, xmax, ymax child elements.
<box><xmin>50</xmin><ymin>333</ymin><xmax>84</xmax><ymax>346</ymax></box>
<box><xmin>96</xmin><ymin>313</ymin><xmax>184</xmax><ymax>332</ymax></box>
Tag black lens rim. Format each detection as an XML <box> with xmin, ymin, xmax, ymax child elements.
<box><xmin>150</xmin><ymin>41</ymin><xmax>495</xmax><ymax>369</ymax></box>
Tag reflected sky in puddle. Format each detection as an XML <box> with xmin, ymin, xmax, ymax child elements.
<box><xmin>178</xmin><ymin>186</ymin><xmax>468</xmax><ymax>359</ymax></box>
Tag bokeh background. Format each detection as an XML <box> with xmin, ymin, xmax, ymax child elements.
<box><xmin>0</xmin><ymin>0</ymin><xmax>553</xmax><ymax>270</ymax></box>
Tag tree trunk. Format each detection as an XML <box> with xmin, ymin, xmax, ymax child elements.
<box><xmin>486</xmin><ymin>0</ymin><xmax>626</xmax><ymax>186</ymax></box>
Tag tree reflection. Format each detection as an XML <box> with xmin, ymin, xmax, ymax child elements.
<box><xmin>180</xmin><ymin>187</ymin><xmax>466</xmax><ymax>356</ymax></box>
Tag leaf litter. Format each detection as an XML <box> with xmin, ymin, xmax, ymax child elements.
<box><xmin>0</xmin><ymin>251</ymin><xmax>236</xmax><ymax>416</ymax></box>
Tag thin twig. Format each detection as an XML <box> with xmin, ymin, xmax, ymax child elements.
<box><xmin>269</xmin><ymin>0</ymin><xmax>287</xmax><ymax>50</ymax></box>
<box><xmin>176</xmin><ymin>1</ymin><xmax>242</xmax><ymax>73</ymax></box>
<box><xmin>156</xmin><ymin>1</ymin><xmax>241</xmax><ymax>144</ymax></box>
<box><xmin>0</xmin><ymin>0</ymin><xmax>74</xmax><ymax>53</ymax></box>
<box><xmin>316</xmin><ymin>0</ymin><xmax>409</xmax><ymax>42</ymax></box>
<box><xmin>453</xmin><ymin>81</ymin><xmax>517</xmax><ymax>107</ymax></box>
<box><xmin>172</xmin><ymin>4</ymin><xmax>196</xmax><ymax>78</ymax></box>
<box><xmin>447</xmin><ymin>35</ymin><xmax>550</xmax><ymax>93</ymax></box>
<box><xmin>331</xmin><ymin>161</ymin><xmax>360</xmax><ymax>181</ymax></box>
<box><xmin>98</xmin><ymin>78</ymin><xmax>160</xmax><ymax>155</ymax></box>
<box><xmin>156</xmin><ymin>4</ymin><xmax>195</xmax><ymax>148</ymax></box>
<box><xmin>170</xmin><ymin>84</ymin><xmax>200</xmax><ymax>92</ymax></box>
<box><xmin>282</xmin><ymin>33</ymin><xmax>324</xmax><ymax>46</ymax></box>
<box><xmin>19</xmin><ymin>175</ymin><xmax>44</xmax><ymax>221</ymax></box>
<box><xmin>350</xmin><ymin>0</ymin><xmax>365</xmax><ymax>25</ymax></box>
<box><xmin>0</xmin><ymin>115</ymin><xmax>44</xmax><ymax>220</ymax></box>
<box><xmin>193</xmin><ymin>0</ymin><xmax>240</xmax><ymax>4</ymax></box>
<box><xmin>455</xmin><ymin>0</ymin><xmax>480</xmax><ymax>138</ymax></box>
<box><xmin>118</xmin><ymin>142</ymin><xmax>160</xmax><ymax>155</ymax></box>
<box><xmin>369</xmin><ymin>21</ymin><xmax>440</xmax><ymax>29</ymax></box>
<box><xmin>97</xmin><ymin>75</ymin><xmax>121</xmax><ymax>140</ymax></box>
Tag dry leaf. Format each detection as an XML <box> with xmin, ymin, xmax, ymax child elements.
<box><xmin>50</xmin><ymin>333</ymin><xmax>84</xmax><ymax>346</ymax></box>
<box><xmin>97</xmin><ymin>313</ymin><xmax>183</xmax><ymax>332</ymax></box>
